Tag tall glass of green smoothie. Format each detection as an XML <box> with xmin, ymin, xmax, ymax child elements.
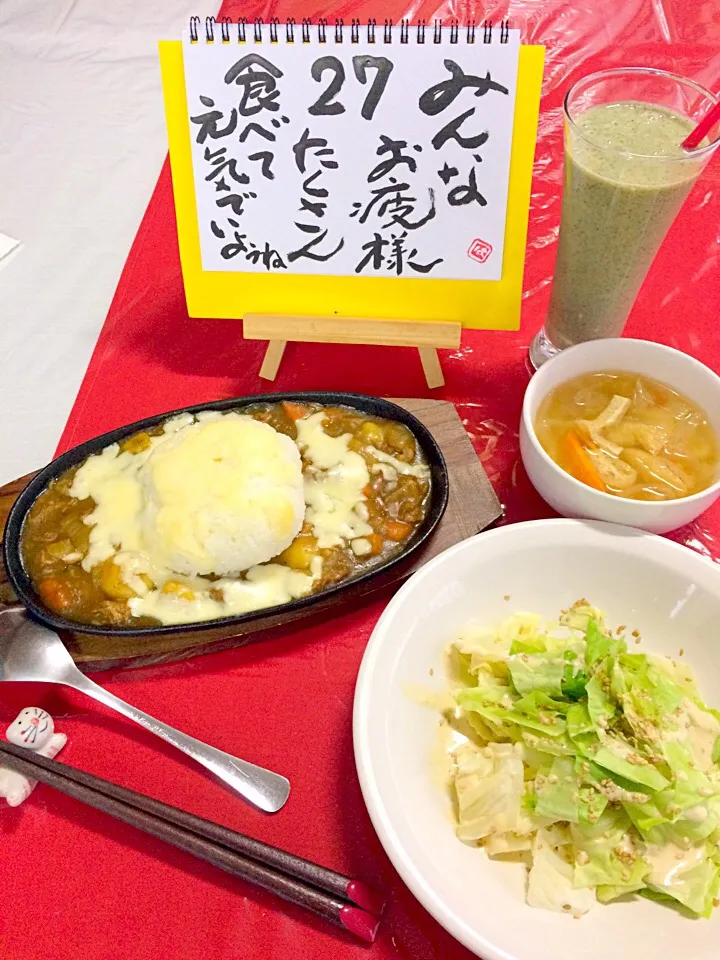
<box><xmin>530</xmin><ymin>68</ymin><xmax>720</xmax><ymax>369</ymax></box>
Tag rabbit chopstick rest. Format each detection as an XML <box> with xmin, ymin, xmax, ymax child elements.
<box><xmin>0</xmin><ymin>708</ymin><xmax>67</xmax><ymax>806</ymax></box>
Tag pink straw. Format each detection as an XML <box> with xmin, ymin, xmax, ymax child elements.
<box><xmin>681</xmin><ymin>100</ymin><xmax>720</xmax><ymax>150</ymax></box>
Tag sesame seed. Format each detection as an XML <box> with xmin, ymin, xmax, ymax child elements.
<box><xmin>613</xmin><ymin>846</ymin><xmax>636</xmax><ymax>864</ymax></box>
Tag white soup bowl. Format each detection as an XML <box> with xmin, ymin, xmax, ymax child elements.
<box><xmin>520</xmin><ymin>338</ymin><xmax>720</xmax><ymax>534</ymax></box>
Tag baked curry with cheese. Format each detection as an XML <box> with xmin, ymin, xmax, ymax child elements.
<box><xmin>21</xmin><ymin>402</ymin><xmax>431</xmax><ymax>628</ymax></box>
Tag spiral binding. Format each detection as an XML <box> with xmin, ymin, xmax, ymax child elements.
<box><xmin>189</xmin><ymin>16</ymin><xmax>511</xmax><ymax>45</ymax></box>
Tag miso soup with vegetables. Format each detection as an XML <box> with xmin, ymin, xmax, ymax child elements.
<box><xmin>21</xmin><ymin>402</ymin><xmax>431</xmax><ymax>628</ymax></box>
<box><xmin>534</xmin><ymin>372</ymin><xmax>719</xmax><ymax>500</ymax></box>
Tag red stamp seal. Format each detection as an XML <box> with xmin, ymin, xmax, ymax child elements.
<box><xmin>467</xmin><ymin>239</ymin><xmax>493</xmax><ymax>264</ymax></box>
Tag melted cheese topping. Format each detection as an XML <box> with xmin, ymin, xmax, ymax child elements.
<box><xmin>366</xmin><ymin>446</ymin><xmax>431</xmax><ymax>478</ymax></box>
<box><xmin>296</xmin><ymin>412</ymin><xmax>373</xmax><ymax>548</ymax></box>
<box><xmin>72</xmin><ymin>443</ymin><xmax>150</xmax><ymax>571</ymax></box>
<box><xmin>71</xmin><ymin>414</ymin><xmax>305</xmax><ymax>579</ymax></box>
<box><xmin>129</xmin><ymin>558</ymin><xmax>322</xmax><ymax>625</ymax></box>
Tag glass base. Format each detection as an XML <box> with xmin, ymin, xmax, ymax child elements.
<box><xmin>529</xmin><ymin>326</ymin><xmax>562</xmax><ymax>370</ymax></box>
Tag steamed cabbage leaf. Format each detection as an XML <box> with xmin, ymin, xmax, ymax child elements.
<box><xmin>445</xmin><ymin>605</ymin><xmax>720</xmax><ymax>919</ymax></box>
<box><xmin>453</xmin><ymin>741</ymin><xmax>531</xmax><ymax>843</ymax></box>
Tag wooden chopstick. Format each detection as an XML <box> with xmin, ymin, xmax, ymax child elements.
<box><xmin>0</xmin><ymin>742</ymin><xmax>383</xmax><ymax>943</ymax></box>
<box><xmin>0</xmin><ymin>739</ymin><xmax>384</xmax><ymax>915</ymax></box>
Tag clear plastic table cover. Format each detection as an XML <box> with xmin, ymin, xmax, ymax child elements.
<box><xmin>3</xmin><ymin>5</ymin><xmax>719</xmax><ymax>960</ymax></box>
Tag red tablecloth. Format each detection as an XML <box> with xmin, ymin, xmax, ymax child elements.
<box><xmin>2</xmin><ymin>2</ymin><xmax>720</xmax><ymax>959</ymax></box>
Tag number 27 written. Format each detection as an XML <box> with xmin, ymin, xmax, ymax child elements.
<box><xmin>309</xmin><ymin>55</ymin><xmax>393</xmax><ymax>120</ymax></box>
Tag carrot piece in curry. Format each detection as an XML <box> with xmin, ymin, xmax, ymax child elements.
<box><xmin>282</xmin><ymin>401</ymin><xmax>308</xmax><ymax>422</ymax></box>
<box><xmin>383</xmin><ymin>520</ymin><xmax>413</xmax><ymax>541</ymax></box>
<box><xmin>366</xmin><ymin>533</ymin><xmax>384</xmax><ymax>555</ymax></box>
<box><xmin>37</xmin><ymin>578</ymin><xmax>74</xmax><ymax>613</ymax></box>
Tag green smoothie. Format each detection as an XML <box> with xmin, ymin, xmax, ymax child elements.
<box><xmin>546</xmin><ymin>101</ymin><xmax>701</xmax><ymax>350</ymax></box>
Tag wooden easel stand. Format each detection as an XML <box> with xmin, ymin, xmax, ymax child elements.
<box><xmin>244</xmin><ymin>314</ymin><xmax>461</xmax><ymax>389</ymax></box>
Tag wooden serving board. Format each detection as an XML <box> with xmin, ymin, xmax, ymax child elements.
<box><xmin>0</xmin><ymin>399</ymin><xmax>503</xmax><ymax>671</ymax></box>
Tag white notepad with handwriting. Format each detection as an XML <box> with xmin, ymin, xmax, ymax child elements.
<box><xmin>182</xmin><ymin>23</ymin><xmax>520</xmax><ymax>281</ymax></box>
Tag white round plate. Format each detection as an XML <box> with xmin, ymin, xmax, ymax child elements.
<box><xmin>353</xmin><ymin>519</ymin><xmax>720</xmax><ymax>960</ymax></box>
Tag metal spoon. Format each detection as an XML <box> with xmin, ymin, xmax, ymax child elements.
<box><xmin>0</xmin><ymin>608</ymin><xmax>290</xmax><ymax>813</ymax></box>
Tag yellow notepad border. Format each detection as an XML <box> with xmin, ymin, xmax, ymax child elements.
<box><xmin>159</xmin><ymin>40</ymin><xmax>544</xmax><ymax>330</ymax></box>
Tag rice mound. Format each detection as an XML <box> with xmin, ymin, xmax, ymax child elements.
<box><xmin>139</xmin><ymin>415</ymin><xmax>305</xmax><ymax>576</ymax></box>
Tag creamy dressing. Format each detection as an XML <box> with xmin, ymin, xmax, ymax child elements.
<box><xmin>644</xmin><ymin>841</ymin><xmax>706</xmax><ymax>888</ymax></box>
<box><xmin>430</xmin><ymin>716</ymin><xmax>468</xmax><ymax>801</ymax></box>
<box><xmin>660</xmin><ymin>698</ymin><xmax>720</xmax><ymax>771</ymax></box>
<box><xmin>599</xmin><ymin>733</ymin><xmax>640</xmax><ymax>761</ymax></box>
<box><xmin>403</xmin><ymin>683</ymin><xmax>457</xmax><ymax>714</ymax></box>
<box><xmin>403</xmin><ymin>683</ymin><xmax>467</xmax><ymax>806</ymax></box>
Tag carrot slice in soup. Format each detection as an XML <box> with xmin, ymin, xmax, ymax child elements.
<box><xmin>562</xmin><ymin>432</ymin><xmax>607</xmax><ymax>492</ymax></box>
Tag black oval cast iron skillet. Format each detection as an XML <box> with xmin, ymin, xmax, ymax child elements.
<box><xmin>4</xmin><ymin>392</ymin><xmax>449</xmax><ymax>640</ymax></box>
